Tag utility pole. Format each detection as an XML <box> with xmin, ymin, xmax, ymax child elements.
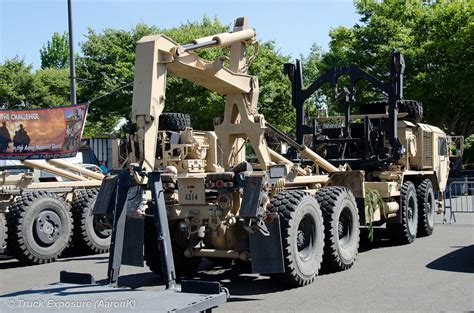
<box><xmin>67</xmin><ymin>0</ymin><xmax>77</xmax><ymax>105</ymax></box>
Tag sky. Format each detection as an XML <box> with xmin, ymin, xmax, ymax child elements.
<box><xmin>0</xmin><ymin>0</ymin><xmax>360</xmax><ymax>69</ymax></box>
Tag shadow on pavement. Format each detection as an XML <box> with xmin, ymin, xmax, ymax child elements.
<box><xmin>114</xmin><ymin>262</ymin><xmax>287</xmax><ymax>296</ymax></box>
<box><xmin>59</xmin><ymin>255</ymin><xmax>109</xmax><ymax>262</ymax></box>
<box><xmin>0</xmin><ymin>258</ymin><xmax>27</xmax><ymax>270</ymax></box>
<box><xmin>426</xmin><ymin>245</ymin><xmax>474</xmax><ymax>273</ymax></box>
<box><xmin>358</xmin><ymin>228</ymin><xmax>394</xmax><ymax>253</ymax></box>
<box><xmin>193</xmin><ymin>269</ymin><xmax>287</xmax><ymax>296</ymax></box>
<box><xmin>0</xmin><ymin>255</ymin><xmax>109</xmax><ymax>270</ymax></box>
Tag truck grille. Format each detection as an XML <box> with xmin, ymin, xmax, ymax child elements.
<box><xmin>423</xmin><ymin>132</ymin><xmax>433</xmax><ymax>167</ymax></box>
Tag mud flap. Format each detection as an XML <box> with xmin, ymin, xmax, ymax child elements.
<box><xmin>249</xmin><ymin>217</ymin><xmax>285</xmax><ymax>274</ymax></box>
<box><xmin>122</xmin><ymin>186</ymin><xmax>145</xmax><ymax>267</ymax></box>
<box><xmin>122</xmin><ymin>216</ymin><xmax>144</xmax><ymax>267</ymax></box>
<box><xmin>92</xmin><ymin>174</ymin><xmax>119</xmax><ymax>216</ymax></box>
<box><xmin>240</xmin><ymin>175</ymin><xmax>266</xmax><ymax>217</ymax></box>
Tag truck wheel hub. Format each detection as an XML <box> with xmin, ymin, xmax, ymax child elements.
<box><xmin>35</xmin><ymin>210</ymin><xmax>62</xmax><ymax>245</ymax></box>
<box><xmin>338</xmin><ymin>207</ymin><xmax>353</xmax><ymax>248</ymax></box>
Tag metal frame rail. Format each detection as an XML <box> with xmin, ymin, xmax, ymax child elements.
<box><xmin>443</xmin><ymin>180</ymin><xmax>474</xmax><ymax>224</ymax></box>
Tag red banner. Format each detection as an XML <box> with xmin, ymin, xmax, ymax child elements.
<box><xmin>0</xmin><ymin>104</ymin><xmax>88</xmax><ymax>160</ymax></box>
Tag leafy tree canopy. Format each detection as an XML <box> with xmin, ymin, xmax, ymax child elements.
<box><xmin>0</xmin><ymin>58</ymin><xmax>69</xmax><ymax>109</ymax></box>
<box><xmin>310</xmin><ymin>0</ymin><xmax>473</xmax><ymax>136</ymax></box>
<box><xmin>2</xmin><ymin>7</ymin><xmax>472</xmax><ymax>139</ymax></box>
<box><xmin>40</xmin><ymin>32</ymin><xmax>70</xmax><ymax>69</ymax></box>
<box><xmin>0</xmin><ymin>58</ymin><xmax>34</xmax><ymax>108</ymax></box>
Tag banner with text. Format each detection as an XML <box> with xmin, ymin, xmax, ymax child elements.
<box><xmin>0</xmin><ymin>104</ymin><xmax>88</xmax><ymax>160</ymax></box>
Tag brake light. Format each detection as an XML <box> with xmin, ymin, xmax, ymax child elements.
<box><xmin>265</xmin><ymin>214</ymin><xmax>273</xmax><ymax>223</ymax></box>
<box><xmin>215</xmin><ymin>180</ymin><xmax>224</xmax><ymax>188</ymax></box>
<box><xmin>205</xmin><ymin>181</ymin><xmax>215</xmax><ymax>188</ymax></box>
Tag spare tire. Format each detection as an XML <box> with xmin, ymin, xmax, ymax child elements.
<box><xmin>397</xmin><ymin>100</ymin><xmax>423</xmax><ymax>123</ymax></box>
<box><xmin>360</xmin><ymin>100</ymin><xmax>423</xmax><ymax>123</ymax></box>
<box><xmin>158</xmin><ymin>113</ymin><xmax>191</xmax><ymax>131</ymax></box>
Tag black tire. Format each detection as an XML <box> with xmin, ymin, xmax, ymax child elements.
<box><xmin>398</xmin><ymin>100</ymin><xmax>423</xmax><ymax>123</ymax></box>
<box><xmin>0</xmin><ymin>212</ymin><xmax>7</xmax><ymax>254</ymax></box>
<box><xmin>416</xmin><ymin>179</ymin><xmax>435</xmax><ymax>237</ymax></box>
<box><xmin>360</xmin><ymin>100</ymin><xmax>423</xmax><ymax>123</ymax></box>
<box><xmin>316</xmin><ymin>187</ymin><xmax>360</xmax><ymax>272</ymax></box>
<box><xmin>267</xmin><ymin>190</ymin><xmax>324</xmax><ymax>286</ymax></box>
<box><xmin>387</xmin><ymin>181</ymin><xmax>418</xmax><ymax>244</ymax></box>
<box><xmin>72</xmin><ymin>189</ymin><xmax>111</xmax><ymax>254</ymax></box>
<box><xmin>144</xmin><ymin>217</ymin><xmax>201</xmax><ymax>277</ymax></box>
<box><xmin>158</xmin><ymin>113</ymin><xmax>191</xmax><ymax>131</ymax></box>
<box><xmin>6</xmin><ymin>192</ymin><xmax>73</xmax><ymax>264</ymax></box>
<box><xmin>144</xmin><ymin>216</ymin><xmax>162</xmax><ymax>275</ymax></box>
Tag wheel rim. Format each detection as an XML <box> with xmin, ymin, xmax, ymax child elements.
<box><xmin>338</xmin><ymin>206</ymin><xmax>353</xmax><ymax>248</ymax></box>
<box><xmin>407</xmin><ymin>195</ymin><xmax>417</xmax><ymax>235</ymax></box>
<box><xmin>297</xmin><ymin>214</ymin><xmax>316</xmax><ymax>261</ymax></box>
<box><xmin>34</xmin><ymin>210</ymin><xmax>62</xmax><ymax>246</ymax></box>
<box><xmin>93</xmin><ymin>216</ymin><xmax>111</xmax><ymax>239</ymax></box>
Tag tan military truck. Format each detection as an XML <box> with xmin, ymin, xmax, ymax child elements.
<box><xmin>285</xmin><ymin>52</ymin><xmax>462</xmax><ymax>245</ymax></box>
<box><xmin>93</xmin><ymin>18</ymin><xmax>459</xmax><ymax>287</ymax></box>
<box><xmin>1</xmin><ymin>159</ymin><xmax>110</xmax><ymax>264</ymax></box>
<box><xmin>92</xmin><ymin>17</ymin><xmax>364</xmax><ymax>287</ymax></box>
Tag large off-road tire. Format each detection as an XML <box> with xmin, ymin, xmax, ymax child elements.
<box><xmin>144</xmin><ymin>217</ymin><xmax>201</xmax><ymax>278</ymax></box>
<box><xmin>387</xmin><ymin>181</ymin><xmax>418</xmax><ymax>244</ymax></box>
<box><xmin>144</xmin><ymin>215</ymin><xmax>162</xmax><ymax>275</ymax></box>
<box><xmin>416</xmin><ymin>179</ymin><xmax>435</xmax><ymax>237</ymax></box>
<box><xmin>316</xmin><ymin>187</ymin><xmax>360</xmax><ymax>272</ymax></box>
<box><xmin>72</xmin><ymin>189</ymin><xmax>111</xmax><ymax>254</ymax></box>
<box><xmin>6</xmin><ymin>192</ymin><xmax>73</xmax><ymax>264</ymax></box>
<box><xmin>398</xmin><ymin>100</ymin><xmax>423</xmax><ymax>123</ymax></box>
<box><xmin>267</xmin><ymin>190</ymin><xmax>324</xmax><ymax>286</ymax></box>
<box><xmin>158</xmin><ymin>113</ymin><xmax>191</xmax><ymax>131</ymax></box>
<box><xmin>0</xmin><ymin>212</ymin><xmax>7</xmax><ymax>254</ymax></box>
<box><xmin>360</xmin><ymin>100</ymin><xmax>423</xmax><ymax>123</ymax></box>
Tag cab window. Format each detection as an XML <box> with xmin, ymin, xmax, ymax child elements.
<box><xmin>438</xmin><ymin>137</ymin><xmax>448</xmax><ymax>156</ymax></box>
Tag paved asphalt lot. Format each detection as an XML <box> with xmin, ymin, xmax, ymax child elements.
<box><xmin>1</xmin><ymin>213</ymin><xmax>473</xmax><ymax>312</ymax></box>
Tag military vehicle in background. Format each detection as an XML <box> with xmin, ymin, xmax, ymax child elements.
<box><xmin>0</xmin><ymin>151</ymin><xmax>111</xmax><ymax>265</ymax></box>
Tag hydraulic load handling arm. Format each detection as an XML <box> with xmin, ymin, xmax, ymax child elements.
<box><xmin>128</xmin><ymin>17</ymin><xmax>339</xmax><ymax>183</ymax></box>
<box><xmin>128</xmin><ymin>17</ymin><xmax>268</xmax><ymax>174</ymax></box>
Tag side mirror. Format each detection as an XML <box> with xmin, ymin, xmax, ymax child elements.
<box><xmin>448</xmin><ymin>136</ymin><xmax>464</xmax><ymax>158</ymax></box>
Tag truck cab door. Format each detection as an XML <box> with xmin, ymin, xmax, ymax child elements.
<box><xmin>437</xmin><ymin>136</ymin><xmax>449</xmax><ymax>192</ymax></box>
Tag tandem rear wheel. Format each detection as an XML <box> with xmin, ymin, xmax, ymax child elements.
<box><xmin>387</xmin><ymin>181</ymin><xmax>418</xmax><ymax>244</ymax></box>
<box><xmin>316</xmin><ymin>187</ymin><xmax>360</xmax><ymax>272</ymax></box>
<box><xmin>268</xmin><ymin>190</ymin><xmax>325</xmax><ymax>287</ymax></box>
<box><xmin>72</xmin><ymin>189</ymin><xmax>111</xmax><ymax>254</ymax></box>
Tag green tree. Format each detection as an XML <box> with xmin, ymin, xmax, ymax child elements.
<box><xmin>311</xmin><ymin>0</ymin><xmax>473</xmax><ymax>136</ymax></box>
<box><xmin>0</xmin><ymin>58</ymin><xmax>34</xmax><ymax>108</ymax></box>
<box><xmin>29</xmin><ymin>68</ymin><xmax>70</xmax><ymax>107</ymax></box>
<box><xmin>40</xmin><ymin>32</ymin><xmax>70</xmax><ymax>69</ymax></box>
<box><xmin>77</xmin><ymin>17</ymin><xmax>293</xmax><ymax>135</ymax></box>
<box><xmin>0</xmin><ymin>58</ymin><xmax>70</xmax><ymax>109</ymax></box>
